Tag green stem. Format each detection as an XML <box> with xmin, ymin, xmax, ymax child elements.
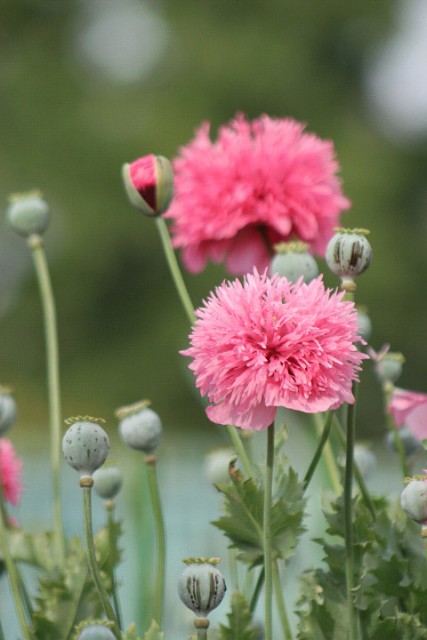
<box><xmin>263</xmin><ymin>422</ymin><xmax>275</xmax><ymax>640</ymax></box>
<box><xmin>272</xmin><ymin>560</ymin><xmax>293</xmax><ymax>640</ymax></box>
<box><xmin>194</xmin><ymin>621</ymin><xmax>209</xmax><ymax>640</ymax></box>
<box><xmin>344</xmin><ymin>391</ymin><xmax>358</xmax><ymax>640</ymax></box>
<box><xmin>0</xmin><ymin>500</ymin><xmax>33</xmax><ymax>640</ymax></box>
<box><xmin>312</xmin><ymin>412</ymin><xmax>341</xmax><ymax>495</ymax></box>
<box><xmin>0</xmin><ymin>617</ymin><xmax>5</xmax><ymax>640</ymax></box>
<box><xmin>155</xmin><ymin>217</ymin><xmax>195</xmax><ymax>324</ymax></box>
<box><xmin>303</xmin><ymin>411</ymin><xmax>334</xmax><ymax>491</ymax></box>
<box><xmin>106</xmin><ymin>506</ymin><xmax>123</xmax><ymax>630</ymax></box>
<box><xmin>82</xmin><ymin>485</ymin><xmax>121</xmax><ymax>639</ymax></box>
<box><xmin>28</xmin><ymin>235</ymin><xmax>65</xmax><ymax>565</ymax></box>
<box><xmin>249</xmin><ymin>567</ymin><xmax>265</xmax><ymax>613</ymax></box>
<box><xmin>383</xmin><ymin>383</ymin><xmax>409</xmax><ymax>478</ymax></box>
<box><xmin>332</xmin><ymin>416</ymin><xmax>376</xmax><ymax>522</ymax></box>
<box><xmin>146</xmin><ymin>458</ymin><xmax>166</xmax><ymax>626</ymax></box>
<box><xmin>225</xmin><ymin>425</ymin><xmax>254</xmax><ymax>478</ymax></box>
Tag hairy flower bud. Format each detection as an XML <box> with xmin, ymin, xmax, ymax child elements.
<box><xmin>62</xmin><ymin>417</ymin><xmax>110</xmax><ymax>478</ymax></box>
<box><xmin>6</xmin><ymin>191</ymin><xmax>50</xmax><ymax>237</ymax></box>
<box><xmin>178</xmin><ymin>558</ymin><xmax>226</xmax><ymax>617</ymax></box>
<box><xmin>93</xmin><ymin>466</ymin><xmax>123</xmax><ymax>500</ymax></box>
<box><xmin>325</xmin><ymin>229</ymin><xmax>372</xmax><ymax>288</ymax></box>
<box><xmin>401</xmin><ymin>479</ymin><xmax>427</xmax><ymax>523</ymax></box>
<box><xmin>270</xmin><ymin>242</ymin><xmax>319</xmax><ymax>283</ymax></box>
<box><xmin>0</xmin><ymin>387</ymin><xmax>17</xmax><ymax>436</ymax></box>
<box><xmin>122</xmin><ymin>154</ymin><xmax>174</xmax><ymax>216</ymax></box>
<box><xmin>116</xmin><ymin>400</ymin><xmax>162</xmax><ymax>453</ymax></box>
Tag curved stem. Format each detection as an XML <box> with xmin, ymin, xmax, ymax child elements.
<box><xmin>344</xmin><ymin>391</ymin><xmax>358</xmax><ymax>640</ymax></box>
<box><xmin>146</xmin><ymin>459</ymin><xmax>166</xmax><ymax>626</ymax></box>
<box><xmin>106</xmin><ymin>506</ymin><xmax>123</xmax><ymax>630</ymax></box>
<box><xmin>312</xmin><ymin>413</ymin><xmax>341</xmax><ymax>495</ymax></box>
<box><xmin>0</xmin><ymin>499</ymin><xmax>33</xmax><ymax>640</ymax></box>
<box><xmin>28</xmin><ymin>236</ymin><xmax>65</xmax><ymax>565</ymax></box>
<box><xmin>303</xmin><ymin>411</ymin><xmax>334</xmax><ymax>492</ymax></box>
<box><xmin>383</xmin><ymin>383</ymin><xmax>409</xmax><ymax>478</ymax></box>
<box><xmin>263</xmin><ymin>422</ymin><xmax>275</xmax><ymax>640</ymax></box>
<box><xmin>225</xmin><ymin>425</ymin><xmax>254</xmax><ymax>479</ymax></box>
<box><xmin>272</xmin><ymin>560</ymin><xmax>293</xmax><ymax>640</ymax></box>
<box><xmin>155</xmin><ymin>218</ymin><xmax>195</xmax><ymax>324</ymax></box>
<box><xmin>249</xmin><ymin>567</ymin><xmax>265</xmax><ymax>613</ymax></box>
<box><xmin>82</xmin><ymin>486</ymin><xmax>121</xmax><ymax>639</ymax></box>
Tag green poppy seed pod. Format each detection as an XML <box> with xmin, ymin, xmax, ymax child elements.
<box><xmin>270</xmin><ymin>242</ymin><xmax>319</xmax><ymax>283</ymax></box>
<box><xmin>62</xmin><ymin>417</ymin><xmax>110</xmax><ymax>478</ymax></box>
<box><xmin>401</xmin><ymin>479</ymin><xmax>427</xmax><ymax>523</ymax></box>
<box><xmin>386</xmin><ymin>426</ymin><xmax>421</xmax><ymax>457</ymax></box>
<box><xmin>178</xmin><ymin>558</ymin><xmax>226</xmax><ymax>617</ymax></box>
<box><xmin>77</xmin><ymin>625</ymin><xmax>116</xmax><ymax>640</ymax></box>
<box><xmin>6</xmin><ymin>191</ymin><xmax>50</xmax><ymax>237</ymax></box>
<box><xmin>93</xmin><ymin>466</ymin><xmax>123</xmax><ymax>500</ymax></box>
<box><xmin>325</xmin><ymin>229</ymin><xmax>372</xmax><ymax>287</ymax></box>
<box><xmin>0</xmin><ymin>387</ymin><xmax>17</xmax><ymax>436</ymax></box>
<box><xmin>122</xmin><ymin>154</ymin><xmax>174</xmax><ymax>216</ymax></box>
<box><xmin>375</xmin><ymin>352</ymin><xmax>404</xmax><ymax>385</ymax></box>
<box><xmin>116</xmin><ymin>400</ymin><xmax>162</xmax><ymax>453</ymax></box>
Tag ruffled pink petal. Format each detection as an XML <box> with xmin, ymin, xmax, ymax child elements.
<box><xmin>225</xmin><ymin>228</ymin><xmax>271</xmax><ymax>275</ymax></box>
<box><xmin>207</xmin><ymin>400</ymin><xmax>276</xmax><ymax>431</ymax></box>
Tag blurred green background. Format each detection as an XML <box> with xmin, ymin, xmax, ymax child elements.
<box><xmin>1</xmin><ymin>0</ymin><xmax>427</xmax><ymax>438</ymax></box>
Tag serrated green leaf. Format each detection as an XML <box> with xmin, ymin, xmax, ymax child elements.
<box><xmin>218</xmin><ymin>591</ymin><xmax>259</xmax><ymax>640</ymax></box>
<box><xmin>7</xmin><ymin>529</ymin><xmax>56</xmax><ymax>572</ymax></box>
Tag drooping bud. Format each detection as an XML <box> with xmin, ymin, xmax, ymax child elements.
<box><xmin>178</xmin><ymin>557</ymin><xmax>226</xmax><ymax>617</ymax></box>
<box><xmin>116</xmin><ymin>400</ymin><xmax>162</xmax><ymax>454</ymax></box>
<box><xmin>400</xmin><ymin>478</ymin><xmax>427</xmax><ymax>523</ymax></box>
<box><xmin>62</xmin><ymin>417</ymin><xmax>110</xmax><ymax>478</ymax></box>
<box><xmin>270</xmin><ymin>242</ymin><xmax>319</xmax><ymax>283</ymax></box>
<box><xmin>0</xmin><ymin>386</ymin><xmax>17</xmax><ymax>436</ymax></box>
<box><xmin>6</xmin><ymin>191</ymin><xmax>50</xmax><ymax>237</ymax></box>
<box><xmin>122</xmin><ymin>154</ymin><xmax>174</xmax><ymax>216</ymax></box>
<box><xmin>325</xmin><ymin>228</ymin><xmax>372</xmax><ymax>290</ymax></box>
<box><xmin>93</xmin><ymin>466</ymin><xmax>123</xmax><ymax>500</ymax></box>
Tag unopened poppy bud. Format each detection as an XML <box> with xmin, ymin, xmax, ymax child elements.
<box><xmin>401</xmin><ymin>478</ymin><xmax>427</xmax><ymax>523</ymax></box>
<box><xmin>178</xmin><ymin>557</ymin><xmax>226</xmax><ymax>617</ymax></box>
<box><xmin>270</xmin><ymin>242</ymin><xmax>318</xmax><ymax>283</ymax></box>
<box><xmin>122</xmin><ymin>154</ymin><xmax>174</xmax><ymax>216</ymax></box>
<box><xmin>6</xmin><ymin>191</ymin><xmax>50</xmax><ymax>237</ymax></box>
<box><xmin>62</xmin><ymin>416</ymin><xmax>110</xmax><ymax>478</ymax></box>
<box><xmin>375</xmin><ymin>352</ymin><xmax>404</xmax><ymax>385</ymax></box>
<box><xmin>0</xmin><ymin>386</ymin><xmax>17</xmax><ymax>436</ymax></box>
<box><xmin>325</xmin><ymin>229</ymin><xmax>372</xmax><ymax>288</ymax></box>
<box><xmin>116</xmin><ymin>400</ymin><xmax>162</xmax><ymax>454</ymax></box>
<box><xmin>386</xmin><ymin>426</ymin><xmax>421</xmax><ymax>457</ymax></box>
<box><xmin>93</xmin><ymin>466</ymin><xmax>123</xmax><ymax>500</ymax></box>
<box><xmin>76</xmin><ymin>623</ymin><xmax>116</xmax><ymax>639</ymax></box>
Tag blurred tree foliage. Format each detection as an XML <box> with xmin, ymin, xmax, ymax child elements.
<box><xmin>0</xmin><ymin>0</ymin><xmax>426</xmax><ymax>438</ymax></box>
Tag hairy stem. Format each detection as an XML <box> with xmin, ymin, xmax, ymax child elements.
<box><xmin>344</xmin><ymin>391</ymin><xmax>359</xmax><ymax>640</ymax></box>
<box><xmin>304</xmin><ymin>411</ymin><xmax>334</xmax><ymax>491</ymax></box>
<box><xmin>106</xmin><ymin>506</ymin><xmax>123</xmax><ymax>629</ymax></box>
<box><xmin>146</xmin><ymin>458</ymin><xmax>166</xmax><ymax>626</ymax></box>
<box><xmin>263</xmin><ymin>422</ymin><xmax>275</xmax><ymax>640</ymax></box>
<box><xmin>312</xmin><ymin>412</ymin><xmax>341</xmax><ymax>495</ymax></box>
<box><xmin>272</xmin><ymin>560</ymin><xmax>293</xmax><ymax>640</ymax></box>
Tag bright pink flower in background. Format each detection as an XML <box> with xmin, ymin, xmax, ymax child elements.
<box><xmin>182</xmin><ymin>271</ymin><xmax>367</xmax><ymax>430</ymax></box>
<box><xmin>0</xmin><ymin>439</ymin><xmax>23</xmax><ymax>505</ymax></box>
<box><xmin>388</xmin><ymin>388</ymin><xmax>427</xmax><ymax>441</ymax></box>
<box><xmin>166</xmin><ymin>114</ymin><xmax>350</xmax><ymax>275</ymax></box>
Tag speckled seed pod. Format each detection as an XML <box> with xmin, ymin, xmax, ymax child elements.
<box><xmin>6</xmin><ymin>192</ymin><xmax>50</xmax><ymax>237</ymax></box>
<box><xmin>62</xmin><ymin>417</ymin><xmax>109</xmax><ymax>477</ymax></box>
<box><xmin>325</xmin><ymin>230</ymin><xmax>372</xmax><ymax>284</ymax></box>
<box><xmin>401</xmin><ymin>479</ymin><xmax>427</xmax><ymax>523</ymax></box>
<box><xmin>77</xmin><ymin>624</ymin><xmax>116</xmax><ymax>640</ymax></box>
<box><xmin>116</xmin><ymin>401</ymin><xmax>162</xmax><ymax>453</ymax></box>
<box><xmin>270</xmin><ymin>242</ymin><xmax>319</xmax><ymax>283</ymax></box>
<box><xmin>93</xmin><ymin>467</ymin><xmax>123</xmax><ymax>500</ymax></box>
<box><xmin>122</xmin><ymin>154</ymin><xmax>174</xmax><ymax>216</ymax></box>
<box><xmin>0</xmin><ymin>388</ymin><xmax>17</xmax><ymax>436</ymax></box>
<box><xmin>178</xmin><ymin>558</ymin><xmax>227</xmax><ymax>617</ymax></box>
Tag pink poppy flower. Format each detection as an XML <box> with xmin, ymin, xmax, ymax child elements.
<box><xmin>0</xmin><ymin>439</ymin><xmax>23</xmax><ymax>506</ymax></box>
<box><xmin>166</xmin><ymin>114</ymin><xmax>350</xmax><ymax>275</ymax></box>
<box><xmin>182</xmin><ymin>271</ymin><xmax>367</xmax><ymax>430</ymax></box>
<box><xmin>388</xmin><ymin>388</ymin><xmax>427</xmax><ymax>441</ymax></box>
